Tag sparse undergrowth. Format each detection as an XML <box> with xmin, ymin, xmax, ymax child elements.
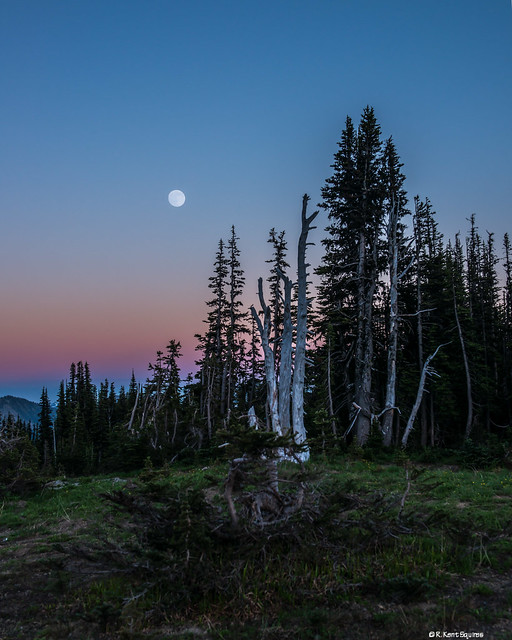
<box><xmin>1</xmin><ymin>459</ymin><xmax>512</xmax><ymax>639</ymax></box>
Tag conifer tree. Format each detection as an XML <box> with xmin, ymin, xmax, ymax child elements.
<box><xmin>196</xmin><ymin>238</ymin><xmax>229</xmax><ymax>437</ymax></box>
<box><xmin>54</xmin><ymin>380</ymin><xmax>69</xmax><ymax>465</ymax></box>
<box><xmin>381</xmin><ymin>137</ymin><xmax>409</xmax><ymax>446</ymax></box>
<box><xmin>317</xmin><ymin>107</ymin><xmax>387</xmax><ymax>445</ymax></box>
<box><xmin>266</xmin><ymin>228</ymin><xmax>290</xmax><ymax>366</ymax></box>
<box><xmin>407</xmin><ymin>197</ymin><xmax>446</xmax><ymax>446</ymax></box>
<box><xmin>196</xmin><ymin>228</ymin><xmax>248</xmax><ymax>436</ymax></box>
<box><xmin>223</xmin><ymin>226</ymin><xmax>247</xmax><ymax>419</ymax></box>
<box><xmin>448</xmin><ymin>235</ymin><xmax>473</xmax><ymax>440</ymax></box>
<box><xmin>502</xmin><ymin>234</ymin><xmax>512</xmax><ymax>425</ymax></box>
<box><xmin>141</xmin><ymin>340</ymin><xmax>182</xmax><ymax>457</ymax></box>
<box><xmin>38</xmin><ymin>387</ymin><xmax>54</xmax><ymax>468</ymax></box>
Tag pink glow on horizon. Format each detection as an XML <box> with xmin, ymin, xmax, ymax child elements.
<box><xmin>0</xmin><ymin>285</ymin><xmax>204</xmax><ymax>387</ymax></box>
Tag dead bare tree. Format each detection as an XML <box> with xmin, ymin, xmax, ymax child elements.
<box><xmin>250</xmin><ymin>194</ymin><xmax>318</xmax><ymax>461</ymax></box>
<box><xmin>452</xmin><ymin>280</ymin><xmax>474</xmax><ymax>441</ymax></box>
<box><xmin>278</xmin><ymin>270</ymin><xmax>293</xmax><ymax>433</ymax></box>
<box><xmin>250</xmin><ymin>278</ymin><xmax>282</xmax><ymax>435</ymax></box>
<box><xmin>382</xmin><ymin>195</ymin><xmax>400</xmax><ymax>446</ymax></box>
<box><xmin>401</xmin><ymin>343</ymin><xmax>447</xmax><ymax>448</ymax></box>
<box><xmin>291</xmin><ymin>195</ymin><xmax>318</xmax><ymax>459</ymax></box>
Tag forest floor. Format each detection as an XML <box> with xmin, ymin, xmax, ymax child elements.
<box><xmin>1</xmin><ymin>458</ymin><xmax>512</xmax><ymax>639</ymax></box>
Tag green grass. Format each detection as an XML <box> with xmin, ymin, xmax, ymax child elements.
<box><xmin>1</xmin><ymin>458</ymin><xmax>512</xmax><ymax>639</ymax></box>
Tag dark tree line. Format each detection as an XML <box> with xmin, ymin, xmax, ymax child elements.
<box><xmin>2</xmin><ymin>106</ymin><xmax>511</xmax><ymax>482</ymax></box>
<box><xmin>312</xmin><ymin>107</ymin><xmax>511</xmax><ymax>450</ymax></box>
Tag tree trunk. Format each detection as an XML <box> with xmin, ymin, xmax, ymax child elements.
<box><xmin>291</xmin><ymin>195</ymin><xmax>318</xmax><ymax>461</ymax></box>
<box><xmin>326</xmin><ymin>335</ymin><xmax>337</xmax><ymax>436</ymax></box>
<box><xmin>382</xmin><ymin>198</ymin><xmax>399</xmax><ymax>446</ymax></box>
<box><xmin>413</xmin><ymin>200</ymin><xmax>428</xmax><ymax>447</ymax></box>
<box><xmin>251</xmin><ymin>278</ymin><xmax>281</xmax><ymax>435</ymax></box>
<box><xmin>355</xmin><ymin>228</ymin><xmax>376</xmax><ymax>446</ymax></box>
<box><xmin>453</xmin><ymin>281</ymin><xmax>473</xmax><ymax>440</ymax></box>
<box><xmin>354</xmin><ymin>230</ymin><xmax>372</xmax><ymax>445</ymax></box>
<box><xmin>278</xmin><ymin>272</ymin><xmax>293</xmax><ymax>433</ymax></box>
<box><xmin>402</xmin><ymin>344</ymin><xmax>444</xmax><ymax>448</ymax></box>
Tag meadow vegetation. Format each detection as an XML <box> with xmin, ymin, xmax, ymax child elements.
<box><xmin>1</xmin><ymin>450</ymin><xmax>512</xmax><ymax>639</ymax></box>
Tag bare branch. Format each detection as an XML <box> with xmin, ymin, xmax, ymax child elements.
<box><xmin>401</xmin><ymin>343</ymin><xmax>450</xmax><ymax>448</ymax></box>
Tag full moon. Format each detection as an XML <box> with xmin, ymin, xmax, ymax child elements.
<box><xmin>168</xmin><ymin>189</ymin><xmax>186</xmax><ymax>207</ymax></box>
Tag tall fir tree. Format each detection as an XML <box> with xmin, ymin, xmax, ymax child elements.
<box><xmin>380</xmin><ymin>136</ymin><xmax>409</xmax><ymax>446</ymax></box>
<box><xmin>195</xmin><ymin>238</ymin><xmax>229</xmax><ymax>438</ymax></box>
<box><xmin>38</xmin><ymin>387</ymin><xmax>54</xmax><ymax>468</ymax></box>
<box><xmin>266</xmin><ymin>228</ymin><xmax>290</xmax><ymax>369</ymax></box>
<box><xmin>223</xmin><ymin>226</ymin><xmax>248</xmax><ymax>419</ymax></box>
<box><xmin>317</xmin><ymin>106</ymin><xmax>387</xmax><ymax>445</ymax></box>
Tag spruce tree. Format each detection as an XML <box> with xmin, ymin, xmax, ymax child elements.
<box><xmin>224</xmin><ymin>226</ymin><xmax>247</xmax><ymax>419</ymax></box>
<box><xmin>380</xmin><ymin>137</ymin><xmax>409</xmax><ymax>446</ymax></box>
<box><xmin>317</xmin><ymin>106</ymin><xmax>387</xmax><ymax>445</ymax></box>
<box><xmin>502</xmin><ymin>234</ymin><xmax>512</xmax><ymax>425</ymax></box>
<box><xmin>38</xmin><ymin>387</ymin><xmax>54</xmax><ymax>468</ymax></box>
<box><xmin>195</xmin><ymin>238</ymin><xmax>229</xmax><ymax>437</ymax></box>
<box><xmin>54</xmin><ymin>380</ymin><xmax>69</xmax><ymax>466</ymax></box>
<box><xmin>266</xmin><ymin>228</ymin><xmax>290</xmax><ymax>367</ymax></box>
<box><xmin>142</xmin><ymin>340</ymin><xmax>183</xmax><ymax>458</ymax></box>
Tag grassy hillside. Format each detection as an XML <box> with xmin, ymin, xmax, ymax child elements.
<box><xmin>1</xmin><ymin>458</ymin><xmax>512</xmax><ymax>639</ymax></box>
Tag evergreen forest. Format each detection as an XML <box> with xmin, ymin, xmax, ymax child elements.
<box><xmin>2</xmin><ymin>106</ymin><xmax>512</xmax><ymax>485</ymax></box>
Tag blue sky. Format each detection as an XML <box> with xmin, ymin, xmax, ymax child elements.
<box><xmin>1</xmin><ymin>0</ymin><xmax>511</xmax><ymax>402</ymax></box>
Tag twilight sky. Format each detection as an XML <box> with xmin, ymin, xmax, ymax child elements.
<box><xmin>1</xmin><ymin>0</ymin><xmax>511</xmax><ymax>402</ymax></box>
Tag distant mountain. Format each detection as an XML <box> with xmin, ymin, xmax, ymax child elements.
<box><xmin>0</xmin><ymin>395</ymin><xmax>41</xmax><ymax>425</ymax></box>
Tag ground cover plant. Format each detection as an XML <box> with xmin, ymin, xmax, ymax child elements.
<box><xmin>1</xmin><ymin>455</ymin><xmax>512</xmax><ymax>639</ymax></box>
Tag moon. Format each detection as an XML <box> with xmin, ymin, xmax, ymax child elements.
<box><xmin>168</xmin><ymin>189</ymin><xmax>186</xmax><ymax>207</ymax></box>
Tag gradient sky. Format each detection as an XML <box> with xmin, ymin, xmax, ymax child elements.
<box><xmin>1</xmin><ymin>0</ymin><xmax>511</xmax><ymax>402</ymax></box>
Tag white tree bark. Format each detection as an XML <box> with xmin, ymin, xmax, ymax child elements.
<box><xmin>354</xmin><ymin>228</ymin><xmax>376</xmax><ymax>446</ymax></box>
<box><xmin>401</xmin><ymin>344</ymin><xmax>445</xmax><ymax>448</ymax></box>
<box><xmin>413</xmin><ymin>199</ymin><xmax>428</xmax><ymax>447</ymax></box>
<box><xmin>291</xmin><ymin>195</ymin><xmax>318</xmax><ymax>461</ymax></box>
<box><xmin>251</xmin><ymin>195</ymin><xmax>317</xmax><ymax>462</ymax></box>
<box><xmin>126</xmin><ymin>383</ymin><xmax>141</xmax><ymax>433</ymax></box>
<box><xmin>382</xmin><ymin>200</ymin><xmax>414</xmax><ymax>446</ymax></box>
<box><xmin>248</xmin><ymin>405</ymin><xmax>258</xmax><ymax>429</ymax></box>
<box><xmin>382</xmin><ymin>197</ymin><xmax>399</xmax><ymax>446</ymax></box>
<box><xmin>278</xmin><ymin>271</ymin><xmax>293</xmax><ymax>433</ymax></box>
<box><xmin>452</xmin><ymin>281</ymin><xmax>473</xmax><ymax>440</ymax></box>
<box><xmin>250</xmin><ymin>278</ymin><xmax>282</xmax><ymax>435</ymax></box>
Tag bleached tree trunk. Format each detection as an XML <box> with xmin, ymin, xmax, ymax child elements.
<box><xmin>354</xmin><ymin>230</ymin><xmax>369</xmax><ymax>444</ymax></box>
<box><xmin>401</xmin><ymin>344</ymin><xmax>445</xmax><ymax>448</ymax></box>
<box><xmin>452</xmin><ymin>281</ymin><xmax>473</xmax><ymax>440</ymax></box>
<box><xmin>291</xmin><ymin>195</ymin><xmax>318</xmax><ymax>460</ymax></box>
<box><xmin>413</xmin><ymin>198</ymin><xmax>429</xmax><ymax>447</ymax></box>
<box><xmin>250</xmin><ymin>278</ymin><xmax>282</xmax><ymax>435</ymax></box>
<box><xmin>127</xmin><ymin>384</ymin><xmax>141</xmax><ymax>433</ymax></box>
<box><xmin>171</xmin><ymin>408</ymin><xmax>178</xmax><ymax>448</ymax></box>
<box><xmin>278</xmin><ymin>271</ymin><xmax>293</xmax><ymax>433</ymax></box>
<box><xmin>248</xmin><ymin>405</ymin><xmax>258</xmax><ymax>428</ymax></box>
<box><xmin>382</xmin><ymin>198</ymin><xmax>399</xmax><ymax>446</ymax></box>
<box><xmin>251</xmin><ymin>195</ymin><xmax>317</xmax><ymax>461</ymax></box>
<box><xmin>382</xmin><ymin>200</ymin><xmax>414</xmax><ymax>446</ymax></box>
